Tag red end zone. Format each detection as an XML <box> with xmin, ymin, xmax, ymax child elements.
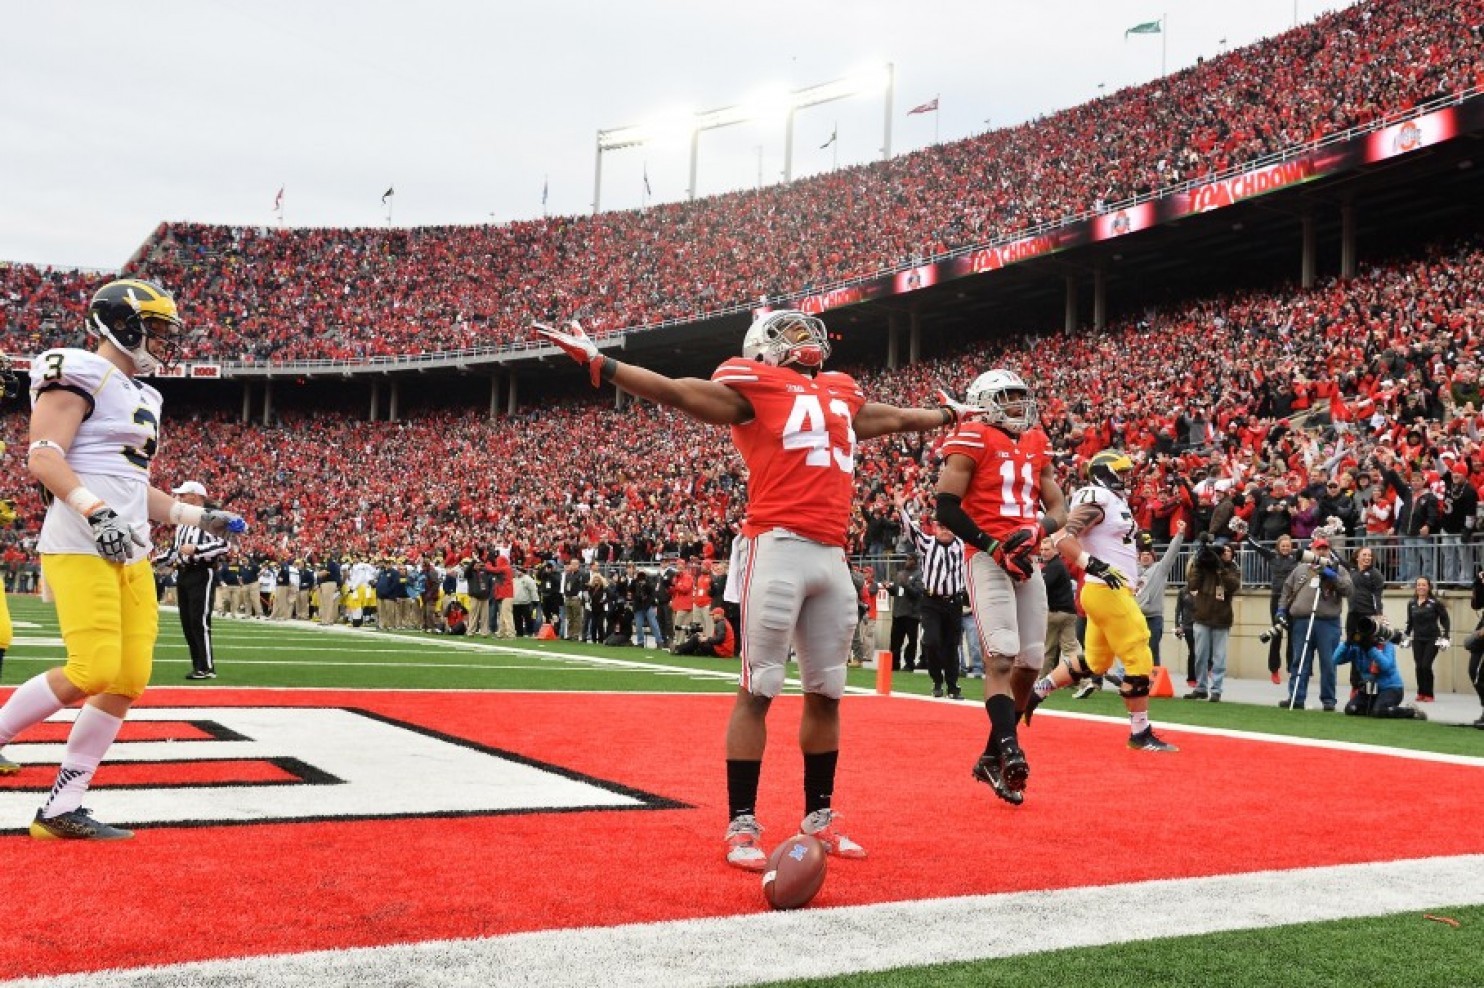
<box><xmin>2</xmin><ymin>688</ymin><xmax>1480</xmax><ymax>980</ymax></box>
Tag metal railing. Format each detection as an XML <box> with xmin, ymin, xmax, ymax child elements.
<box><xmin>566</xmin><ymin>531</ymin><xmax>1482</xmax><ymax>594</ymax></box>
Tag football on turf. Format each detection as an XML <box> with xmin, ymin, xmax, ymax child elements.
<box><xmin>761</xmin><ymin>834</ymin><xmax>827</xmax><ymax>910</ymax></box>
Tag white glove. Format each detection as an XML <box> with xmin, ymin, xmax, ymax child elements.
<box><xmin>533</xmin><ymin>320</ymin><xmax>608</xmax><ymax>387</ymax></box>
<box><xmin>87</xmin><ymin>507</ymin><xmax>148</xmax><ymax>563</ymax></box>
<box><xmin>1437</xmin><ymin>638</ymin><xmax>1450</xmax><ymax>650</ymax></box>
<box><xmin>935</xmin><ymin>389</ymin><xmax>982</xmax><ymax>423</ymax></box>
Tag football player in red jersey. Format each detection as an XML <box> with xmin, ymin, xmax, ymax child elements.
<box><xmin>933</xmin><ymin>369</ymin><xmax>1067</xmax><ymax>807</ymax></box>
<box><xmin>536</xmin><ymin>311</ymin><xmax>961</xmax><ymax>870</ymax></box>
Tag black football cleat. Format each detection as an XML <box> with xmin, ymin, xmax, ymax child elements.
<box><xmin>972</xmin><ymin>738</ymin><xmax>1029</xmax><ymax>806</ymax></box>
<box><xmin>997</xmin><ymin>738</ymin><xmax>1030</xmax><ymax>793</ymax></box>
<box><xmin>1020</xmin><ymin>691</ymin><xmax>1044</xmax><ymax>726</ymax></box>
<box><xmin>971</xmin><ymin>755</ymin><xmax>1022</xmax><ymax>806</ymax></box>
<box><xmin>30</xmin><ymin>807</ymin><xmax>134</xmax><ymax>841</ymax></box>
<box><xmin>1128</xmin><ymin>727</ymin><xmax>1179</xmax><ymax>752</ymax></box>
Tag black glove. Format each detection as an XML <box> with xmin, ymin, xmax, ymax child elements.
<box><xmin>88</xmin><ymin>507</ymin><xmax>147</xmax><ymax>563</ymax></box>
<box><xmin>1083</xmin><ymin>555</ymin><xmax>1128</xmax><ymax>589</ymax></box>
<box><xmin>989</xmin><ymin>529</ymin><xmax>1036</xmax><ymax>582</ymax></box>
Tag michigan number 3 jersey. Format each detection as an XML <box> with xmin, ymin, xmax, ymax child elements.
<box><xmin>30</xmin><ymin>348</ymin><xmax>162</xmax><ymax>560</ymax></box>
<box><xmin>1069</xmin><ymin>484</ymin><xmax>1139</xmax><ymax>586</ymax></box>
<box><xmin>712</xmin><ymin>358</ymin><xmax>866</xmax><ymax>548</ymax></box>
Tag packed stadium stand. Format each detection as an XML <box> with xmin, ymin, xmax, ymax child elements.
<box><xmin>3</xmin><ymin>0</ymin><xmax>1481</xmax><ymax>364</ymax></box>
<box><xmin>3</xmin><ymin>233</ymin><xmax>1481</xmax><ymax>576</ymax></box>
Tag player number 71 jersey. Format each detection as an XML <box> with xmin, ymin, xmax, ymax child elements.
<box><xmin>938</xmin><ymin>421</ymin><xmax>1051</xmax><ymax>551</ymax></box>
<box><xmin>1071</xmin><ymin>483</ymin><xmax>1138</xmax><ymax>582</ymax></box>
<box><xmin>712</xmin><ymin>358</ymin><xmax>865</xmax><ymax>548</ymax></box>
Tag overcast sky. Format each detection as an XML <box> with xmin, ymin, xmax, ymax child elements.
<box><xmin>2</xmin><ymin>0</ymin><xmax>1356</xmax><ymax>271</ymax></box>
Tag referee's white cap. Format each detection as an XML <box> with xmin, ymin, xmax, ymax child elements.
<box><xmin>172</xmin><ymin>480</ymin><xmax>208</xmax><ymax>497</ymax></box>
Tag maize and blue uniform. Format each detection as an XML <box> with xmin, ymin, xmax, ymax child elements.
<box><xmin>31</xmin><ymin>348</ymin><xmax>161</xmax><ymax>699</ymax></box>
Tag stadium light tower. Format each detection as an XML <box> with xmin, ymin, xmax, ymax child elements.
<box><xmin>592</xmin><ymin>63</ymin><xmax>893</xmax><ymax>214</ymax></box>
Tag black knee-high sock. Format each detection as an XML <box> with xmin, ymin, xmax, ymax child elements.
<box><xmin>803</xmin><ymin>750</ymin><xmax>838</xmax><ymax>815</ymax></box>
<box><xmin>727</xmin><ymin>759</ymin><xmax>762</xmax><ymax>820</ymax></box>
<box><xmin>983</xmin><ymin>694</ymin><xmax>1017</xmax><ymax>755</ymax></box>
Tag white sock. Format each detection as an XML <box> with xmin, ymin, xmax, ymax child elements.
<box><xmin>1033</xmin><ymin>677</ymin><xmax>1056</xmax><ymax>699</ymax></box>
<box><xmin>1130</xmin><ymin>710</ymin><xmax>1150</xmax><ymax>734</ymax></box>
<box><xmin>41</xmin><ymin>704</ymin><xmax>124</xmax><ymax>819</ymax></box>
<box><xmin>0</xmin><ymin>674</ymin><xmax>66</xmax><ymax>747</ymax></box>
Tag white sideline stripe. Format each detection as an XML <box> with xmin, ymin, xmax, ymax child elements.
<box><xmin>8</xmin><ymin>855</ymin><xmax>1481</xmax><ymax>988</ymax></box>
<box><xmin>25</xmin><ymin>612</ymin><xmax>1470</xmax><ymax>766</ymax></box>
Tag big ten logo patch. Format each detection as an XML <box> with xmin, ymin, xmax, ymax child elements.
<box><xmin>0</xmin><ymin>707</ymin><xmax>682</xmax><ymax>832</ymax></box>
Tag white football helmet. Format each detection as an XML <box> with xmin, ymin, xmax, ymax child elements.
<box><xmin>966</xmin><ymin>369</ymin><xmax>1037</xmax><ymax>432</ymax></box>
<box><xmin>741</xmin><ymin>310</ymin><xmax>830</xmax><ymax>370</ymax></box>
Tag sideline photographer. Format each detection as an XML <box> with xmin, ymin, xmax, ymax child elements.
<box><xmin>672</xmin><ymin>606</ymin><xmax>735</xmax><ymax>657</ymax></box>
<box><xmin>1183</xmin><ymin>532</ymin><xmax>1241</xmax><ymax>702</ymax></box>
<box><xmin>1244</xmin><ymin>529</ymin><xmax>1304</xmax><ymax>684</ymax></box>
<box><xmin>1333</xmin><ymin>618</ymin><xmax>1427</xmax><ymax>719</ymax></box>
<box><xmin>1276</xmin><ymin>534</ymin><xmax>1351</xmax><ymax>711</ymax></box>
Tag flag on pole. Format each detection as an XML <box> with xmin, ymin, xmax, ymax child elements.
<box><xmin>1125</xmin><ymin>20</ymin><xmax>1161</xmax><ymax>37</ymax></box>
<box><xmin>273</xmin><ymin>186</ymin><xmax>284</xmax><ymax>211</ymax></box>
<box><xmin>907</xmin><ymin>97</ymin><xmax>939</xmax><ymax>115</ymax></box>
<box><xmin>820</xmin><ymin>127</ymin><xmax>837</xmax><ymax>150</ymax></box>
<box><xmin>381</xmin><ymin>186</ymin><xmax>395</xmax><ymax>204</ymax></box>
<box><xmin>643</xmin><ymin>165</ymin><xmax>651</xmax><ymax>197</ymax></box>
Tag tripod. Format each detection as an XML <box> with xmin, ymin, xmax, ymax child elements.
<box><xmin>1285</xmin><ymin>576</ymin><xmax>1322</xmax><ymax>709</ymax></box>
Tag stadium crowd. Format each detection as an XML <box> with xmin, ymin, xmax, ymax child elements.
<box><xmin>3</xmin><ymin>0</ymin><xmax>1480</xmax><ymax>364</ymax></box>
<box><xmin>3</xmin><ymin>234</ymin><xmax>1483</xmax><ymax>590</ymax></box>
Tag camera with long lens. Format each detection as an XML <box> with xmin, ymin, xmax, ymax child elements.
<box><xmin>670</xmin><ymin>622</ymin><xmax>705</xmax><ymax>654</ymax></box>
<box><xmin>1257</xmin><ymin>624</ymin><xmax>1284</xmax><ymax>645</ymax></box>
<box><xmin>1369</xmin><ymin>618</ymin><xmax>1406</xmax><ymax>647</ymax></box>
<box><xmin>1193</xmin><ymin>530</ymin><xmax>1221</xmax><ymax>569</ymax></box>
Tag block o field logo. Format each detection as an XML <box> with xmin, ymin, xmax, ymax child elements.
<box><xmin>0</xmin><ymin>706</ymin><xmax>682</xmax><ymax>832</ymax></box>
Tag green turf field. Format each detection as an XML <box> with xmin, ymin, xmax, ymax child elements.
<box><xmin>762</xmin><ymin>906</ymin><xmax>1484</xmax><ymax>988</ymax></box>
<box><xmin>6</xmin><ymin>594</ymin><xmax>1478</xmax><ymax>754</ymax></box>
<box><xmin>5</xmin><ymin>593</ymin><xmax>1481</xmax><ymax>987</ymax></box>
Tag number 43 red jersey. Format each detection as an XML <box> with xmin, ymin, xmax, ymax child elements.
<box><xmin>939</xmin><ymin>421</ymin><xmax>1052</xmax><ymax>550</ymax></box>
<box><xmin>712</xmin><ymin>358</ymin><xmax>866</xmax><ymax>548</ymax></box>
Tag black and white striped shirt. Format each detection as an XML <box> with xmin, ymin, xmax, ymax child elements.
<box><xmin>899</xmin><ymin>505</ymin><xmax>965</xmax><ymax>598</ymax></box>
<box><xmin>171</xmin><ymin>524</ymin><xmax>230</xmax><ymax>570</ymax></box>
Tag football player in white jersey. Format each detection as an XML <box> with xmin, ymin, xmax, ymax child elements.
<box><xmin>1024</xmin><ymin>450</ymin><xmax>1178</xmax><ymax>752</ymax></box>
<box><xmin>0</xmin><ymin>356</ymin><xmax>17</xmax><ymax>685</ymax></box>
<box><xmin>0</xmin><ymin>279</ymin><xmax>247</xmax><ymax>838</ymax></box>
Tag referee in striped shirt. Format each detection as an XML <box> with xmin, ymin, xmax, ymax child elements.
<box><xmin>896</xmin><ymin>490</ymin><xmax>967</xmax><ymax>699</ymax></box>
<box><xmin>167</xmin><ymin>481</ymin><xmax>230</xmax><ymax>680</ymax></box>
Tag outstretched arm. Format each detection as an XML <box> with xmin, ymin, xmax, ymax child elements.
<box><xmin>609</xmin><ymin>363</ymin><xmax>753</xmax><ymax>426</ymax></box>
<box><xmin>535</xmin><ymin>320</ymin><xmax>751</xmax><ymax>426</ymax></box>
<box><xmin>854</xmin><ymin>401</ymin><xmax>956</xmax><ymax>441</ymax></box>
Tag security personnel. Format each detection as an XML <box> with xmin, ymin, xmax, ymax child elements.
<box><xmin>167</xmin><ymin>481</ymin><xmax>231</xmax><ymax>679</ymax></box>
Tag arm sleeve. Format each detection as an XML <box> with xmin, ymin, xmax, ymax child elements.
<box><xmin>934</xmin><ymin>493</ymin><xmax>994</xmax><ymax>553</ymax></box>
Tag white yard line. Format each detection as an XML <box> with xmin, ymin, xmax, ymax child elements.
<box><xmin>6</xmin><ymin>855</ymin><xmax>1481</xmax><ymax>988</ymax></box>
